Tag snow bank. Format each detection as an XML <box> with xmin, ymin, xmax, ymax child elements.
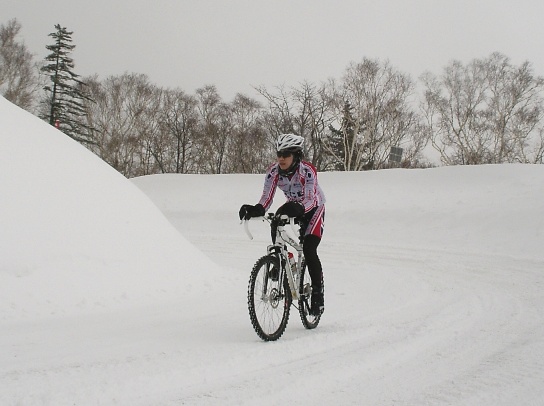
<box><xmin>0</xmin><ymin>96</ymin><xmax>219</xmax><ymax>321</ymax></box>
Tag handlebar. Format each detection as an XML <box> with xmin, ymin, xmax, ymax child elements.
<box><xmin>241</xmin><ymin>213</ymin><xmax>298</xmax><ymax>241</ymax></box>
<box><xmin>243</xmin><ymin>217</ymin><xmax>255</xmax><ymax>240</ymax></box>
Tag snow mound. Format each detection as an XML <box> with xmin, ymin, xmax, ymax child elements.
<box><xmin>0</xmin><ymin>96</ymin><xmax>218</xmax><ymax>321</ymax></box>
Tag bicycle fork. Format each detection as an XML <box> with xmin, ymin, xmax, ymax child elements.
<box><xmin>267</xmin><ymin>245</ymin><xmax>299</xmax><ymax>301</ymax></box>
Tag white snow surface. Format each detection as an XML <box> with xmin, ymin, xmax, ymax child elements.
<box><xmin>1</xmin><ymin>95</ymin><xmax>544</xmax><ymax>405</ymax></box>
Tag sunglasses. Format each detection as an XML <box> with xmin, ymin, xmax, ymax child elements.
<box><xmin>276</xmin><ymin>151</ymin><xmax>293</xmax><ymax>158</ymax></box>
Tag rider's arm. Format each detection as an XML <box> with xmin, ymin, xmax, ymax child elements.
<box><xmin>299</xmin><ymin>162</ymin><xmax>319</xmax><ymax>213</ymax></box>
<box><xmin>257</xmin><ymin>163</ymin><xmax>279</xmax><ymax>211</ymax></box>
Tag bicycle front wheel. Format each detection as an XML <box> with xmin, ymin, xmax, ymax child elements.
<box><xmin>248</xmin><ymin>255</ymin><xmax>292</xmax><ymax>341</ymax></box>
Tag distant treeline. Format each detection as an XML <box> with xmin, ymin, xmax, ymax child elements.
<box><xmin>2</xmin><ymin>19</ymin><xmax>543</xmax><ymax>177</ymax></box>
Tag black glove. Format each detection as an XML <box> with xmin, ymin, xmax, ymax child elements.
<box><xmin>276</xmin><ymin>201</ymin><xmax>305</xmax><ymax>218</ymax></box>
<box><xmin>239</xmin><ymin>203</ymin><xmax>265</xmax><ymax>220</ymax></box>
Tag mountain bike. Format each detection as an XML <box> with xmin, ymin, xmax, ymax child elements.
<box><xmin>243</xmin><ymin>213</ymin><xmax>323</xmax><ymax>341</ymax></box>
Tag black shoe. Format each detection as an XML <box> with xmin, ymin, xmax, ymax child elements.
<box><xmin>268</xmin><ymin>266</ymin><xmax>279</xmax><ymax>281</ymax></box>
<box><xmin>310</xmin><ymin>292</ymin><xmax>324</xmax><ymax>316</ymax></box>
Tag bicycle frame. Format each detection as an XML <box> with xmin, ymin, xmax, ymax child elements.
<box><xmin>244</xmin><ymin>214</ymin><xmax>304</xmax><ymax>301</ymax></box>
<box><xmin>245</xmin><ymin>212</ymin><xmax>322</xmax><ymax>340</ymax></box>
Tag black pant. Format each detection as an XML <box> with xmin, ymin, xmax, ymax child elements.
<box><xmin>303</xmin><ymin>234</ymin><xmax>322</xmax><ymax>291</ymax></box>
<box><xmin>298</xmin><ymin>206</ymin><xmax>324</xmax><ymax>292</ymax></box>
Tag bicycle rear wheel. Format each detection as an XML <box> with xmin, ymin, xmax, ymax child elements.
<box><xmin>248</xmin><ymin>255</ymin><xmax>292</xmax><ymax>341</ymax></box>
<box><xmin>298</xmin><ymin>261</ymin><xmax>322</xmax><ymax>329</ymax></box>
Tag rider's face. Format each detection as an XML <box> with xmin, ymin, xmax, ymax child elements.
<box><xmin>277</xmin><ymin>152</ymin><xmax>294</xmax><ymax>170</ymax></box>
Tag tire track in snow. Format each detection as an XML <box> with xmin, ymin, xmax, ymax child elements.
<box><xmin>163</xmin><ymin>212</ymin><xmax>544</xmax><ymax>405</ymax></box>
<box><xmin>163</xmin><ymin>233</ymin><xmax>544</xmax><ymax>405</ymax></box>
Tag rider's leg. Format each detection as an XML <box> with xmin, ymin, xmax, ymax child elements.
<box><xmin>303</xmin><ymin>234</ymin><xmax>322</xmax><ymax>292</ymax></box>
<box><xmin>303</xmin><ymin>234</ymin><xmax>324</xmax><ymax>315</ymax></box>
<box><xmin>301</xmin><ymin>205</ymin><xmax>325</xmax><ymax>288</ymax></box>
<box><xmin>301</xmin><ymin>205</ymin><xmax>325</xmax><ymax>315</ymax></box>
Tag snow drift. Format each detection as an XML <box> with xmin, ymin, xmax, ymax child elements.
<box><xmin>0</xmin><ymin>96</ymin><xmax>219</xmax><ymax>321</ymax></box>
<box><xmin>2</xmin><ymin>95</ymin><xmax>544</xmax><ymax>405</ymax></box>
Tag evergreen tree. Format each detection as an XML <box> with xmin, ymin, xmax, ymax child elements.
<box><xmin>326</xmin><ymin>101</ymin><xmax>368</xmax><ymax>171</ymax></box>
<box><xmin>41</xmin><ymin>24</ymin><xmax>94</xmax><ymax>144</ymax></box>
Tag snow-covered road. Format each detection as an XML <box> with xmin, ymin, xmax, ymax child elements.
<box><xmin>2</xmin><ymin>93</ymin><xmax>543</xmax><ymax>405</ymax></box>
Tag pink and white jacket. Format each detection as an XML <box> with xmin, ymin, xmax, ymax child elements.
<box><xmin>258</xmin><ymin>161</ymin><xmax>326</xmax><ymax>213</ymax></box>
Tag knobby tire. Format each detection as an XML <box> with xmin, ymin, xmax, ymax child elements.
<box><xmin>298</xmin><ymin>261</ymin><xmax>322</xmax><ymax>329</ymax></box>
<box><xmin>247</xmin><ymin>255</ymin><xmax>292</xmax><ymax>341</ymax></box>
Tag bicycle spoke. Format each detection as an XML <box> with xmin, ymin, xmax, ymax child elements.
<box><xmin>248</xmin><ymin>255</ymin><xmax>291</xmax><ymax>341</ymax></box>
<box><xmin>298</xmin><ymin>262</ymin><xmax>322</xmax><ymax>329</ymax></box>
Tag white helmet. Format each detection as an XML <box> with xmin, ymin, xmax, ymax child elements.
<box><xmin>275</xmin><ymin>133</ymin><xmax>304</xmax><ymax>152</ymax></box>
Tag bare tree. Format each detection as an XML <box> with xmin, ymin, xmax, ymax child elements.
<box><xmin>227</xmin><ymin>93</ymin><xmax>267</xmax><ymax>173</ymax></box>
<box><xmin>133</xmin><ymin>84</ymin><xmax>162</xmax><ymax>176</ymax></box>
<box><xmin>195</xmin><ymin>85</ymin><xmax>232</xmax><ymax>174</ymax></box>
<box><xmin>256</xmin><ymin>81</ymin><xmax>334</xmax><ymax>170</ymax></box>
<box><xmin>289</xmin><ymin>82</ymin><xmax>334</xmax><ymax>170</ymax></box>
<box><xmin>323</xmin><ymin>58</ymin><xmax>423</xmax><ymax>170</ymax></box>
<box><xmin>421</xmin><ymin>53</ymin><xmax>544</xmax><ymax>165</ymax></box>
<box><xmin>84</xmin><ymin>73</ymin><xmax>161</xmax><ymax>177</ymax></box>
<box><xmin>0</xmin><ymin>19</ymin><xmax>39</xmax><ymax>111</ymax></box>
<box><xmin>156</xmin><ymin>88</ymin><xmax>199</xmax><ymax>173</ymax></box>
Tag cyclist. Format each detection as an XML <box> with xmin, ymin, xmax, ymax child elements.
<box><xmin>239</xmin><ymin>133</ymin><xmax>326</xmax><ymax>316</ymax></box>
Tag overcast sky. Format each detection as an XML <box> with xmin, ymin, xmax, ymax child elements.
<box><xmin>4</xmin><ymin>0</ymin><xmax>544</xmax><ymax>100</ymax></box>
